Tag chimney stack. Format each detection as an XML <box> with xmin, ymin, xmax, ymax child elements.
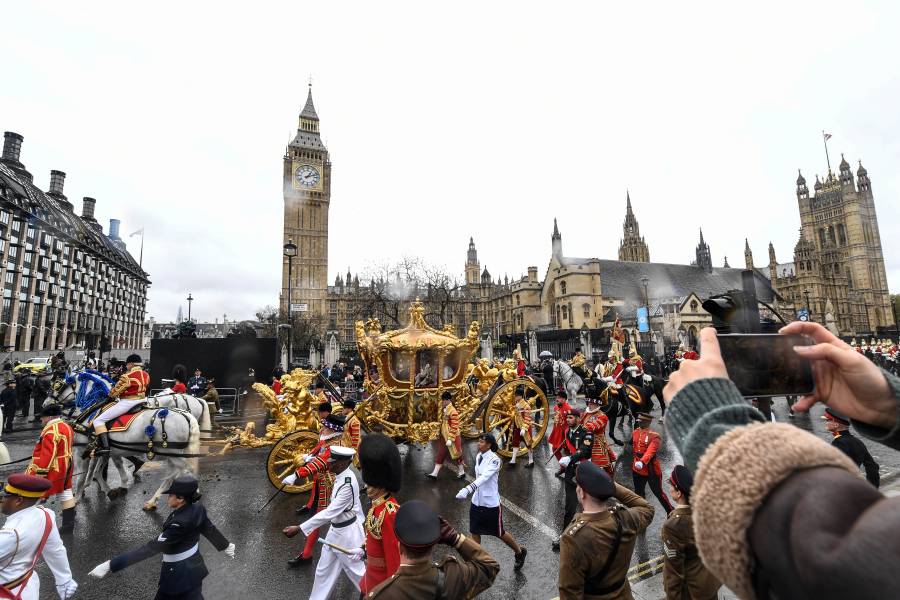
<box><xmin>109</xmin><ymin>218</ymin><xmax>121</xmax><ymax>239</ymax></box>
<box><xmin>49</xmin><ymin>170</ymin><xmax>66</xmax><ymax>195</ymax></box>
<box><xmin>82</xmin><ymin>197</ymin><xmax>97</xmax><ymax>221</ymax></box>
<box><xmin>1</xmin><ymin>132</ymin><xmax>23</xmax><ymax>164</ymax></box>
<box><xmin>528</xmin><ymin>266</ymin><xmax>538</xmax><ymax>282</ymax></box>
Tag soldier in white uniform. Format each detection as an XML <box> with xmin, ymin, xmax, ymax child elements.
<box><xmin>0</xmin><ymin>474</ymin><xmax>77</xmax><ymax>600</ymax></box>
<box><xmin>283</xmin><ymin>446</ymin><xmax>365</xmax><ymax>600</ymax></box>
<box><xmin>455</xmin><ymin>433</ymin><xmax>528</xmax><ymax>570</ymax></box>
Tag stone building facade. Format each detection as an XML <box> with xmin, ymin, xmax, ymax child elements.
<box><xmin>0</xmin><ymin>131</ymin><xmax>149</xmax><ymax>351</ymax></box>
<box><xmin>747</xmin><ymin>156</ymin><xmax>892</xmax><ymax>335</ymax></box>
<box><xmin>279</xmin><ymin>94</ymin><xmax>891</xmax><ymax>360</ymax></box>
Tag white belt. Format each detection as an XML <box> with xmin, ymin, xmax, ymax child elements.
<box><xmin>162</xmin><ymin>543</ymin><xmax>198</xmax><ymax>563</ymax></box>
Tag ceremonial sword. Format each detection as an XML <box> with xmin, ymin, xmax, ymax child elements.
<box><xmin>257</xmin><ymin>482</ymin><xmax>287</xmax><ymax>513</ymax></box>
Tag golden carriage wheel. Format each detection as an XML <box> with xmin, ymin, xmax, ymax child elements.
<box><xmin>481</xmin><ymin>378</ymin><xmax>550</xmax><ymax>458</ymax></box>
<box><xmin>266</xmin><ymin>430</ymin><xmax>320</xmax><ymax>494</ymax></box>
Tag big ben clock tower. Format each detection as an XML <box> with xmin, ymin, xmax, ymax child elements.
<box><xmin>282</xmin><ymin>85</ymin><xmax>331</xmax><ymax>319</ymax></box>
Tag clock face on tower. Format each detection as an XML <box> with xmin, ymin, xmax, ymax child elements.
<box><xmin>295</xmin><ymin>164</ymin><xmax>321</xmax><ymax>188</ymax></box>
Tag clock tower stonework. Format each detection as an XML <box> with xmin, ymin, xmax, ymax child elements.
<box><xmin>282</xmin><ymin>85</ymin><xmax>331</xmax><ymax>319</ymax></box>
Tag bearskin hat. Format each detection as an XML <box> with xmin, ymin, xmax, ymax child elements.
<box><xmin>358</xmin><ymin>433</ymin><xmax>401</xmax><ymax>493</ymax></box>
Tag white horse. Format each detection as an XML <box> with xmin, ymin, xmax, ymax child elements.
<box><xmin>47</xmin><ymin>378</ymin><xmax>144</xmax><ymax>499</ymax></box>
<box><xmin>62</xmin><ymin>371</ymin><xmax>201</xmax><ymax>511</ymax></box>
<box><xmin>147</xmin><ymin>390</ymin><xmax>212</xmax><ymax>433</ymax></box>
<box><xmin>553</xmin><ymin>360</ymin><xmax>584</xmax><ymax>404</ymax></box>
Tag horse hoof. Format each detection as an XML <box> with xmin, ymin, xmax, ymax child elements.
<box><xmin>142</xmin><ymin>503</ymin><xmax>157</xmax><ymax>511</ymax></box>
<box><xmin>107</xmin><ymin>489</ymin><xmax>119</xmax><ymax>500</ymax></box>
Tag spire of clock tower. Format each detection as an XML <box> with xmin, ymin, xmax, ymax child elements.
<box><xmin>290</xmin><ymin>84</ymin><xmax>326</xmax><ymax>151</ymax></box>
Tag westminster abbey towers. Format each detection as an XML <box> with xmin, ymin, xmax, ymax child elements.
<box><xmin>282</xmin><ymin>86</ymin><xmax>331</xmax><ymax>317</ymax></box>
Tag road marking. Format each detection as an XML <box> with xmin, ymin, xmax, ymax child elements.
<box><xmin>463</xmin><ymin>475</ymin><xmax>559</xmax><ymax>540</ymax></box>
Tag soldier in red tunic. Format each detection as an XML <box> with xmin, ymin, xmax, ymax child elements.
<box><xmin>90</xmin><ymin>354</ymin><xmax>150</xmax><ymax>457</ymax></box>
<box><xmin>284</xmin><ymin>413</ymin><xmax>346</xmax><ymax>565</ymax></box>
<box><xmin>579</xmin><ymin>397</ymin><xmax>616</xmax><ymax>476</ymax></box>
<box><xmin>26</xmin><ymin>403</ymin><xmax>76</xmax><ymax>532</ymax></box>
<box><xmin>547</xmin><ymin>391</ymin><xmax>572</xmax><ymax>468</ymax></box>
<box><xmin>683</xmin><ymin>347</ymin><xmax>699</xmax><ymax>361</ymax></box>
<box><xmin>631</xmin><ymin>413</ymin><xmax>673</xmax><ymax>514</ymax></box>
<box><xmin>341</xmin><ymin>399</ymin><xmax>362</xmax><ymax>466</ymax></box>
<box><xmin>427</xmin><ymin>392</ymin><xmax>465</xmax><ymax>480</ymax></box>
<box><xmin>354</xmin><ymin>433</ymin><xmax>402</xmax><ymax>594</ymax></box>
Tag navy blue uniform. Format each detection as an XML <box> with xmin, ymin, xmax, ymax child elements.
<box><xmin>832</xmin><ymin>431</ymin><xmax>880</xmax><ymax>488</ymax></box>
<box><xmin>110</xmin><ymin>502</ymin><xmax>229</xmax><ymax>599</ymax></box>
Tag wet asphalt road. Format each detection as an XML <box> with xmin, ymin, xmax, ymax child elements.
<box><xmin>3</xmin><ymin>393</ymin><xmax>899</xmax><ymax>600</ymax></box>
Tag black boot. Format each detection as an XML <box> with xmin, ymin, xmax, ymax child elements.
<box><xmin>95</xmin><ymin>432</ymin><xmax>110</xmax><ymax>457</ymax></box>
<box><xmin>60</xmin><ymin>507</ymin><xmax>75</xmax><ymax>533</ymax></box>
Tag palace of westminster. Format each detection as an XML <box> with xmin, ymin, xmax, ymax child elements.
<box><xmin>281</xmin><ymin>88</ymin><xmax>893</xmax><ymax>359</ymax></box>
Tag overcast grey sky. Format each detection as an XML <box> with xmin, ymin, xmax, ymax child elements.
<box><xmin>2</xmin><ymin>2</ymin><xmax>898</xmax><ymax>323</ymax></box>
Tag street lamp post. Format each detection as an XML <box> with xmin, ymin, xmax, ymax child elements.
<box><xmin>187</xmin><ymin>293</ymin><xmax>193</xmax><ymax>322</ymax></box>
<box><xmin>892</xmin><ymin>298</ymin><xmax>899</xmax><ymax>343</ymax></box>
<box><xmin>803</xmin><ymin>289</ymin><xmax>812</xmax><ymax>322</ymax></box>
<box><xmin>283</xmin><ymin>239</ymin><xmax>298</xmax><ymax>368</ymax></box>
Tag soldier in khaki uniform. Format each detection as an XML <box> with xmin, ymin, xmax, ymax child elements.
<box><xmin>368</xmin><ymin>499</ymin><xmax>499</xmax><ymax>599</ymax></box>
<box><xmin>558</xmin><ymin>461</ymin><xmax>654</xmax><ymax>600</ymax></box>
<box><xmin>661</xmin><ymin>466</ymin><xmax>721</xmax><ymax>600</ymax></box>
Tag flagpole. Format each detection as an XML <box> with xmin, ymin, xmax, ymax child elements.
<box><xmin>139</xmin><ymin>230</ymin><xmax>144</xmax><ymax>268</ymax></box>
<box><xmin>822</xmin><ymin>130</ymin><xmax>832</xmax><ymax>171</ymax></box>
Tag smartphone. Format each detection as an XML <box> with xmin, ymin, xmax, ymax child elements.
<box><xmin>714</xmin><ymin>333</ymin><xmax>815</xmax><ymax>398</ymax></box>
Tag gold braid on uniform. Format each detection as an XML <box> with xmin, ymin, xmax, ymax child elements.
<box><xmin>364</xmin><ymin>494</ymin><xmax>399</xmax><ymax>540</ymax></box>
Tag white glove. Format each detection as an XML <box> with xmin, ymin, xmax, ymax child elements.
<box><xmin>302</xmin><ymin>454</ymin><xmax>314</xmax><ymax>463</ymax></box>
<box><xmin>89</xmin><ymin>560</ymin><xmax>111</xmax><ymax>579</ymax></box>
<box><xmin>455</xmin><ymin>487</ymin><xmax>470</xmax><ymax>500</ymax></box>
<box><xmin>349</xmin><ymin>547</ymin><xmax>366</xmax><ymax>561</ymax></box>
<box><xmin>281</xmin><ymin>473</ymin><xmax>298</xmax><ymax>486</ymax></box>
<box><xmin>635</xmin><ymin>461</ymin><xmax>644</xmax><ymax>470</ymax></box>
<box><xmin>57</xmin><ymin>579</ymin><xmax>78</xmax><ymax>600</ymax></box>
<box><xmin>519</xmin><ymin>428</ymin><xmax>527</xmax><ymax>437</ymax></box>
<box><xmin>446</xmin><ymin>439</ymin><xmax>453</xmax><ymax>448</ymax></box>
<box><xmin>558</xmin><ymin>456</ymin><xmax>571</xmax><ymax>468</ymax></box>
<box><xmin>224</xmin><ymin>542</ymin><xmax>236</xmax><ymax>559</ymax></box>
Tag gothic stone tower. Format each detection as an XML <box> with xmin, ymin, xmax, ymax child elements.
<box><xmin>797</xmin><ymin>156</ymin><xmax>892</xmax><ymax>330</ymax></box>
<box><xmin>618</xmin><ymin>192</ymin><xmax>650</xmax><ymax>262</ymax></box>
<box><xmin>282</xmin><ymin>85</ymin><xmax>332</xmax><ymax>318</ymax></box>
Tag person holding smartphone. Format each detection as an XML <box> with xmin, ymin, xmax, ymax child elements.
<box><xmin>661</xmin><ymin>322</ymin><xmax>900</xmax><ymax>600</ymax></box>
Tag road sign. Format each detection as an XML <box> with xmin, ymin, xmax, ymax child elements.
<box><xmin>798</xmin><ymin>308</ymin><xmax>809</xmax><ymax>322</ymax></box>
<box><xmin>290</xmin><ymin>303</ymin><xmax>308</xmax><ymax>313</ymax></box>
<box><xmin>636</xmin><ymin>307</ymin><xmax>649</xmax><ymax>332</ymax></box>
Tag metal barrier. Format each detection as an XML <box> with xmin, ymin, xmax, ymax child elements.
<box><xmin>148</xmin><ymin>388</ymin><xmax>240</xmax><ymax>416</ymax></box>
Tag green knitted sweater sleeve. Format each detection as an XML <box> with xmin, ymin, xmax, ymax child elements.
<box><xmin>851</xmin><ymin>369</ymin><xmax>900</xmax><ymax>451</ymax></box>
<box><xmin>664</xmin><ymin>378</ymin><xmax>767</xmax><ymax>472</ymax></box>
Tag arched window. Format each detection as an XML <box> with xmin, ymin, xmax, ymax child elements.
<box><xmin>560</xmin><ymin>281</ymin><xmax>567</xmax><ymax>295</ymax></box>
<box><xmin>561</xmin><ymin>305</ymin><xmax>568</xmax><ymax>321</ymax></box>
<box><xmin>583</xmin><ymin>303</ymin><xmax>591</xmax><ymax>318</ymax></box>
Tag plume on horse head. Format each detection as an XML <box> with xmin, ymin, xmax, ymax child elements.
<box><xmin>74</xmin><ymin>369</ymin><xmax>114</xmax><ymax>410</ymax></box>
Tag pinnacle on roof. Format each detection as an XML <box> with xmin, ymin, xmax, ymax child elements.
<box><xmin>745</xmin><ymin>238</ymin><xmax>751</xmax><ymax>252</ymax></box>
<box><xmin>626</xmin><ymin>190</ymin><xmax>633</xmax><ymax>214</ymax></box>
<box><xmin>723</xmin><ymin>256</ymin><xmax>730</xmax><ymax>268</ymax></box>
<box><xmin>552</xmin><ymin>218</ymin><xmax>560</xmax><ymax>238</ymax></box>
<box><xmin>301</xmin><ymin>84</ymin><xmax>319</xmax><ymax>120</ymax></box>
<box><xmin>796</xmin><ymin>169</ymin><xmax>806</xmax><ymax>185</ymax></box>
<box><xmin>857</xmin><ymin>160</ymin><xmax>867</xmax><ymax>176</ymax></box>
<box><xmin>699</xmin><ymin>227</ymin><xmax>705</xmax><ymax>244</ymax></box>
<box><xmin>839</xmin><ymin>153</ymin><xmax>850</xmax><ymax>171</ymax></box>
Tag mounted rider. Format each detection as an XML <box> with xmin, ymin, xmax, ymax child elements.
<box><xmin>568</xmin><ymin>347</ymin><xmax>587</xmax><ymax>380</ymax></box>
<box><xmin>624</xmin><ymin>342</ymin><xmax>645</xmax><ymax>380</ymax></box>
<box><xmin>601</xmin><ymin>350</ymin><xmax>624</xmax><ymax>386</ymax></box>
<box><xmin>89</xmin><ymin>353</ymin><xmax>150</xmax><ymax>457</ymax></box>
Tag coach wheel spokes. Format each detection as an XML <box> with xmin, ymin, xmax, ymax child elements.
<box><xmin>266</xmin><ymin>430</ymin><xmax>318</xmax><ymax>494</ymax></box>
<box><xmin>482</xmin><ymin>379</ymin><xmax>550</xmax><ymax>458</ymax></box>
